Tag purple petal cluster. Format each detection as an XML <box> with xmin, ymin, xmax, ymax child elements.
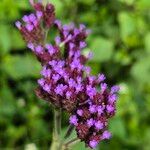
<box><xmin>16</xmin><ymin>1</ymin><xmax>120</xmax><ymax>149</ymax></box>
<box><xmin>15</xmin><ymin>2</ymin><xmax>55</xmax><ymax>44</ymax></box>
<box><xmin>69</xmin><ymin>82</ymin><xmax>119</xmax><ymax>148</ymax></box>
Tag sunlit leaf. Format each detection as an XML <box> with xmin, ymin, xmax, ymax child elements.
<box><xmin>90</xmin><ymin>37</ymin><xmax>114</xmax><ymax>62</ymax></box>
<box><xmin>2</xmin><ymin>54</ymin><xmax>41</xmax><ymax>80</ymax></box>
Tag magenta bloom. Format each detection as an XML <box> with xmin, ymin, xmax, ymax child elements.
<box><xmin>16</xmin><ymin>1</ymin><xmax>119</xmax><ymax>149</ymax></box>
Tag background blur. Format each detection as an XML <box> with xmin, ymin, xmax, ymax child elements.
<box><xmin>0</xmin><ymin>0</ymin><xmax>150</xmax><ymax>150</ymax></box>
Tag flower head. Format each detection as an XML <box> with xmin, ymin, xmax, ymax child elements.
<box><xmin>16</xmin><ymin>1</ymin><xmax>120</xmax><ymax>149</ymax></box>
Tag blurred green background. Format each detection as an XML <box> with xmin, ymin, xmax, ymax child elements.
<box><xmin>0</xmin><ymin>0</ymin><xmax>150</xmax><ymax>149</ymax></box>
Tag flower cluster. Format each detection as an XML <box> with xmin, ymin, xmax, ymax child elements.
<box><xmin>16</xmin><ymin>1</ymin><xmax>119</xmax><ymax>149</ymax></box>
<box><xmin>69</xmin><ymin>84</ymin><xmax>119</xmax><ymax>148</ymax></box>
<box><xmin>15</xmin><ymin>2</ymin><xmax>55</xmax><ymax>44</ymax></box>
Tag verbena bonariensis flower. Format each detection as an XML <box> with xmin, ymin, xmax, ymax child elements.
<box><xmin>16</xmin><ymin>1</ymin><xmax>120</xmax><ymax>149</ymax></box>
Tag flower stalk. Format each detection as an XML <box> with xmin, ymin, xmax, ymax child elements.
<box><xmin>50</xmin><ymin>108</ymin><xmax>61</xmax><ymax>150</ymax></box>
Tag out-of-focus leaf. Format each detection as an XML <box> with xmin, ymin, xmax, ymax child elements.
<box><xmin>136</xmin><ymin>0</ymin><xmax>150</xmax><ymax>10</ymax></box>
<box><xmin>2</xmin><ymin>54</ymin><xmax>41</xmax><ymax>80</ymax></box>
<box><xmin>118</xmin><ymin>0</ymin><xmax>135</xmax><ymax>5</ymax></box>
<box><xmin>16</xmin><ymin>0</ymin><xmax>30</xmax><ymax>10</ymax></box>
<box><xmin>78</xmin><ymin>0</ymin><xmax>95</xmax><ymax>5</ymax></box>
<box><xmin>118</xmin><ymin>12</ymin><xmax>136</xmax><ymax>41</ymax></box>
<box><xmin>110</xmin><ymin>118</ymin><xmax>127</xmax><ymax>140</ymax></box>
<box><xmin>0</xmin><ymin>81</ymin><xmax>16</xmax><ymax>118</ymax></box>
<box><xmin>144</xmin><ymin>33</ymin><xmax>150</xmax><ymax>53</ymax></box>
<box><xmin>90</xmin><ymin>37</ymin><xmax>114</xmax><ymax>62</ymax></box>
<box><xmin>0</xmin><ymin>0</ymin><xmax>19</xmax><ymax>21</ymax></box>
<box><xmin>0</xmin><ymin>24</ymin><xmax>11</xmax><ymax>54</ymax></box>
<box><xmin>114</xmin><ymin>49</ymin><xmax>132</xmax><ymax>65</ymax></box>
<box><xmin>131</xmin><ymin>56</ymin><xmax>150</xmax><ymax>84</ymax></box>
<box><xmin>11</xmin><ymin>29</ymin><xmax>25</xmax><ymax>50</ymax></box>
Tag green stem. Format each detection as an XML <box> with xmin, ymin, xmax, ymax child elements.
<box><xmin>42</xmin><ymin>0</ymin><xmax>49</xmax><ymax>6</ymax></box>
<box><xmin>50</xmin><ymin>108</ymin><xmax>62</xmax><ymax>150</ymax></box>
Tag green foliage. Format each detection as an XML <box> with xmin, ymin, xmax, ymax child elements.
<box><xmin>90</xmin><ymin>37</ymin><xmax>114</xmax><ymax>62</ymax></box>
<box><xmin>0</xmin><ymin>0</ymin><xmax>150</xmax><ymax>149</ymax></box>
<box><xmin>2</xmin><ymin>55</ymin><xmax>41</xmax><ymax>80</ymax></box>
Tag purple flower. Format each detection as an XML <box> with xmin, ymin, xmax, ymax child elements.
<box><xmin>55</xmin><ymin>84</ymin><xmax>67</xmax><ymax>96</ymax></box>
<box><xmin>49</xmin><ymin>60</ymin><xmax>57</xmax><ymax>67</ymax></box>
<box><xmin>106</xmin><ymin>105</ymin><xmax>114</xmax><ymax>113</ymax></box>
<box><xmin>98</xmin><ymin>74</ymin><xmax>106</xmax><ymax>82</ymax></box>
<box><xmin>69</xmin><ymin>115</ymin><xmax>78</xmax><ymax>126</ymax></box>
<box><xmin>27</xmin><ymin>43</ymin><xmax>34</xmax><ymax>50</ymax></box>
<box><xmin>35</xmin><ymin>45</ymin><xmax>43</xmax><ymax>54</ymax></box>
<box><xmin>80</xmin><ymin>41</ymin><xmax>87</xmax><ymax>49</ymax></box>
<box><xmin>22</xmin><ymin>15</ymin><xmax>29</xmax><ymax>23</ymax></box>
<box><xmin>46</xmin><ymin>44</ymin><xmax>55</xmax><ymax>55</ymax></box>
<box><xmin>87</xmin><ymin>51</ymin><xmax>93</xmax><ymax>60</ymax></box>
<box><xmin>69</xmin><ymin>42</ymin><xmax>75</xmax><ymax>50</ymax></box>
<box><xmin>38</xmin><ymin>78</ymin><xmax>45</xmax><ymax>86</ymax></box>
<box><xmin>70</xmin><ymin>59</ymin><xmax>81</xmax><ymax>70</ymax></box>
<box><xmin>86</xmin><ymin>86</ymin><xmax>96</xmax><ymax>98</ymax></box>
<box><xmin>87</xmin><ymin>118</ymin><xmax>95</xmax><ymax>127</ymax></box>
<box><xmin>16</xmin><ymin>3</ymin><xmax>120</xmax><ymax>148</ymax></box>
<box><xmin>79</xmin><ymin>24</ymin><xmax>86</xmax><ymax>30</ymax></box>
<box><xmin>89</xmin><ymin>140</ymin><xmax>98</xmax><ymax>149</ymax></box>
<box><xmin>77</xmin><ymin>110</ymin><xmax>83</xmax><ymax>116</ymax></box>
<box><xmin>75</xmin><ymin>84</ymin><xmax>83</xmax><ymax>93</ymax></box>
<box><xmin>66</xmin><ymin>91</ymin><xmax>72</xmax><ymax>99</ymax></box>
<box><xmin>15</xmin><ymin>21</ymin><xmax>21</xmax><ymax>29</ymax></box>
<box><xmin>68</xmin><ymin>78</ymin><xmax>76</xmax><ymax>88</ymax></box>
<box><xmin>101</xmin><ymin>83</ymin><xmax>107</xmax><ymax>92</ymax></box>
<box><xmin>41</xmin><ymin>66</ymin><xmax>51</xmax><ymax>78</ymax></box>
<box><xmin>57</xmin><ymin>60</ymin><xmax>65</xmax><ymax>68</ymax></box>
<box><xmin>88</xmin><ymin>76</ymin><xmax>96</xmax><ymax>84</ymax></box>
<box><xmin>111</xmin><ymin>85</ymin><xmax>120</xmax><ymax>94</ymax></box>
<box><xmin>43</xmin><ymin>84</ymin><xmax>51</xmax><ymax>93</ymax></box>
<box><xmin>108</xmin><ymin>94</ymin><xmax>117</xmax><ymax>104</ymax></box>
<box><xmin>76</xmin><ymin>76</ymin><xmax>82</xmax><ymax>83</ymax></box>
<box><xmin>36</xmin><ymin>11</ymin><xmax>43</xmax><ymax>19</ymax></box>
<box><xmin>29</xmin><ymin>13</ymin><xmax>36</xmax><ymax>22</ymax></box>
<box><xmin>55</xmin><ymin>36</ymin><xmax>61</xmax><ymax>45</ymax></box>
<box><xmin>84</xmin><ymin>66</ymin><xmax>91</xmax><ymax>75</ymax></box>
<box><xmin>54</xmin><ymin>20</ymin><xmax>62</xmax><ymax>29</ymax></box>
<box><xmin>95</xmin><ymin>121</ymin><xmax>103</xmax><ymax>130</ymax></box>
<box><xmin>89</xmin><ymin>105</ymin><xmax>97</xmax><ymax>113</ymax></box>
<box><xmin>102</xmin><ymin>131</ymin><xmax>112</xmax><ymax>140</ymax></box>
<box><xmin>52</xmin><ymin>74</ymin><xmax>60</xmax><ymax>82</ymax></box>
<box><xmin>74</xmin><ymin>28</ymin><xmax>80</xmax><ymax>35</ymax></box>
<box><xmin>26</xmin><ymin>24</ymin><xmax>34</xmax><ymax>32</ymax></box>
<box><xmin>97</xmin><ymin>106</ymin><xmax>104</xmax><ymax>116</ymax></box>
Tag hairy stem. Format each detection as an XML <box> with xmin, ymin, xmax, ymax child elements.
<box><xmin>50</xmin><ymin>108</ymin><xmax>62</xmax><ymax>150</ymax></box>
<box><xmin>41</xmin><ymin>0</ymin><xmax>49</xmax><ymax>6</ymax></box>
<box><xmin>54</xmin><ymin>108</ymin><xmax>61</xmax><ymax>136</ymax></box>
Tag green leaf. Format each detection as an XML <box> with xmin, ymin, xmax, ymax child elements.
<box><xmin>118</xmin><ymin>0</ymin><xmax>135</xmax><ymax>5</ymax></box>
<box><xmin>90</xmin><ymin>37</ymin><xmax>114</xmax><ymax>62</ymax></box>
<box><xmin>11</xmin><ymin>29</ymin><xmax>25</xmax><ymax>50</ymax></box>
<box><xmin>72</xmin><ymin>142</ymin><xmax>91</xmax><ymax>150</ymax></box>
<box><xmin>110</xmin><ymin>118</ymin><xmax>127</xmax><ymax>140</ymax></box>
<box><xmin>144</xmin><ymin>33</ymin><xmax>150</xmax><ymax>53</ymax></box>
<box><xmin>2</xmin><ymin>54</ymin><xmax>41</xmax><ymax>80</ymax></box>
<box><xmin>131</xmin><ymin>56</ymin><xmax>150</xmax><ymax>84</ymax></box>
<box><xmin>136</xmin><ymin>0</ymin><xmax>150</xmax><ymax>10</ymax></box>
<box><xmin>0</xmin><ymin>24</ymin><xmax>11</xmax><ymax>54</ymax></box>
<box><xmin>118</xmin><ymin>12</ymin><xmax>136</xmax><ymax>41</ymax></box>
